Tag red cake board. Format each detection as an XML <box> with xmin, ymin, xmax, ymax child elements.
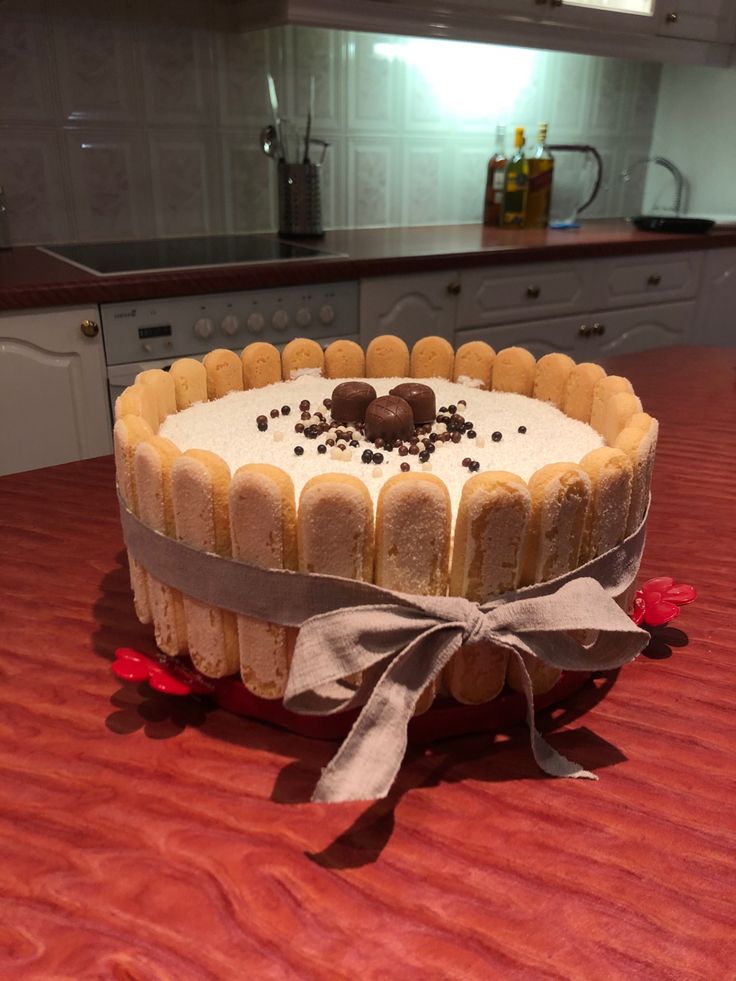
<box><xmin>211</xmin><ymin>671</ymin><xmax>591</xmax><ymax>743</ymax></box>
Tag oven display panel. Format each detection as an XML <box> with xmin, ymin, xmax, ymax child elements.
<box><xmin>138</xmin><ymin>325</ymin><xmax>172</xmax><ymax>339</ymax></box>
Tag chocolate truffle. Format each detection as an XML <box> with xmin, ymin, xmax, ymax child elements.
<box><xmin>330</xmin><ymin>381</ymin><xmax>377</xmax><ymax>423</ymax></box>
<box><xmin>389</xmin><ymin>382</ymin><xmax>436</xmax><ymax>425</ymax></box>
<box><xmin>365</xmin><ymin>395</ymin><xmax>414</xmax><ymax>443</ymax></box>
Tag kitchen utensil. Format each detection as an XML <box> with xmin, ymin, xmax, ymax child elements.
<box><xmin>630</xmin><ymin>215</ymin><xmax>714</xmax><ymax>234</ymax></box>
<box><xmin>266</xmin><ymin>73</ymin><xmax>285</xmax><ymax>161</ymax></box>
<box><xmin>303</xmin><ymin>75</ymin><xmax>315</xmax><ymax>164</ymax></box>
<box><xmin>278</xmin><ymin>162</ymin><xmax>323</xmax><ymax>237</ymax></box>
<box><xmin>260</xmin><ymin>125</ymin><xmax>279</xmax><ymax>159</ymax></box>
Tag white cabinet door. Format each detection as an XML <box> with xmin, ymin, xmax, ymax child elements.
<box><xmin>654</xmin><ymin>0</ymin><xmax>736</xmax><ymax>42</ymax></box>
<box><xmin>458</xmin><ymin>260</ymin><xmax>593</xmax><ymax>328</ymax></box>
<box><xmin>593</xmin><ymin>250</ymin><xmax>702</xmax><ymax>310</ymax></box>
<box><xmin>584</xmin><ymin>300</ymin><xmax>694</xmax><ymax>355</ymax></box>
<box><xmin>456</xmin><ymin>316</ymin><xmax>587</xmax><ymax>360</ymax></box>
<box><xmin>695</xmin><ymin>248</ymin><xmax>736</xmax><ymax>346</ymax></box>
<box><xmin>360</xmin><ymin>272</ymin><xmax>459</xmax><ymax>347</ymax></box>
<box><xmin>0</xmin><ymin>306</ymin><xmax>112</xmax><ymax>476</ymax></box>
<box><xmin>539</xmin><ymin>0</ymin><xmax>657</xmax><ymax>35</ymax></box>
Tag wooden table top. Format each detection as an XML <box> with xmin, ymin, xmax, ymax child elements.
<box><xmin>1</xmin><ymin>346</ymin><xmax>734</xmax><ymax>979</ymax></box>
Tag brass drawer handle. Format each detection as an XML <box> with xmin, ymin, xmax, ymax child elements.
<box><xmin>579</xmin><ymin>323</ymin><xmax>591</xmax><ymax>337</ymax></box>
<box><xmin>665</xmin><ymin>11</ymin><xmax>678</xmax><ymax>24</ymax></box>
<box><xmin>446</xmin><ymin>281</ymin><xmax>461</xmax><ymax>296</ymax></box>
<box><xmin>648</xmin><ymin>273</ymin><xmax>661</xmax><ymax>286</ymax></box>
<box><xmin>80</xmin><ymin>319</ymin><xmax>99</xmax><ymax>338</ymax></box>
<box><xmin>592</xmin><ymin>322</ymin><xmax>606</xmax><ymax>336</ymax></box>
<box><xmin>526</xmin><ymin>284</ymin><xmax>540</xmax><ymax>299</ymax></box>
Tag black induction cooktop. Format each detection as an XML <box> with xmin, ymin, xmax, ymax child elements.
<box><xmin>40</xmin><ymin>234</ymin><xmax>336</xmax><ymax>275</ymax></box>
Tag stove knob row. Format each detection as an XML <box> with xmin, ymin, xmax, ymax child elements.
<box><xmin>221</xmin><ymin>314</ymin><xmax>240</xmax><ymax>336</ymax></box>
<box><xmin>246</xmin><ymin>311</ymin><xmax>265</xmax><ymax>334</ymax></box>
<box><xmin>272</xmin><ymin>309</ymin><xmax>289</xmax><ymax>331</ymax></box>
<box><xmin>194</xmin><ymin>304</ymin><xmax>338</xmax><ymax>340</ymax></box>
<box><xmin>194</xmin><ymin>317</ymin><xmax>215</xmax><ymax>339</ymax></box>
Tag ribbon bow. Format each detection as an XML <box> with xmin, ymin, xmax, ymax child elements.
<box><xmin>284</xmin><ymin>578</ymin><xmax>649</xmax><ymax>803</ymax></box>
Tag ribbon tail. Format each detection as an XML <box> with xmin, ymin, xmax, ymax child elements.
<box><xmin>312</xmin><ymin>626</ymin><xmax>463</xmax><ymax>803</ymax></box>
<box><xmin>510</xmin><ymin>650</ymin><xmax>597</xmax><ymax>782</ymax></box>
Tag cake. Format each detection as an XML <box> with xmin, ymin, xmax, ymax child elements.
<box><xmin>114</xmin><ymin>335</ymin><xmax>657</xmax><ymax>712</ymax></box>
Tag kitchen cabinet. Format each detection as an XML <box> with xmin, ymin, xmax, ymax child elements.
<box><xmin>694</xmin><ymin>248</ymin><xmax>736</xmax><ymax>346</ymax></box>
<box><xmin>360</xmin><ymin>271</ymin><xmax>459</xmax><ymax>347</ymax></box>
<box><xmin>654</xmin><ymin>0</ymin><xmax>736</xmax><ymax>43</ymax></box>
<box><xmin>0</xmin><ymin>307</ymin><xmax>112</xmax><ymax>477</ymax></box>
<box><xmin>456</xmin><ymin>300</ymin><xmax>693</xmax><ymax>359</ymax></box>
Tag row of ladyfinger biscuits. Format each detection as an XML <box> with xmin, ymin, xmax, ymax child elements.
<box><xmin>116</xmin><ymin>332</ymin><xmax>642</xmax><ymax>447</ymax></box>
<box><xmin>114</xmin><ymin>335</ymin><xmax>657</xmax><ymax>708</ymax></box>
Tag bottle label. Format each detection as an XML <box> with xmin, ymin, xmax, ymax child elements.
<box><xmin>506</xmin><ymin>172</ymin><xmax>527</xmax><ymax>192</ymax></box>
<box><xmin>492</xmin><ymin>171</ymin><xmax>505</xmax><ymax>191</ymax></box>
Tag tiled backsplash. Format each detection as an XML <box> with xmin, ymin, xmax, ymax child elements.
<box><xmin>0</xmin><ymin>2</ymin><xmax>660</xmax><ymax>245</ymax></box>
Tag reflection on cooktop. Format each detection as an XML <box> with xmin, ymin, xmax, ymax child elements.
<box><xmin>40</xmin><ymin>234</ymin><xmax>336</xmax><ymax>275</ymax></box>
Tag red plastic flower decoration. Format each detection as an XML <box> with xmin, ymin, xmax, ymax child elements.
<box><xmin>631</xmin><ymin>577</ymin><xmax>697</xmax><ymax>628</ymax></box>
<box><xmin>112</xmin><ymin>648</ymin><xmax>213</xmax><ymax>697</ymax></box>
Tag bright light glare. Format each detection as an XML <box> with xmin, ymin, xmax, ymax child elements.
<box><xmin>373</xmin><ymin>38</ymin><xmax>537</xmax><ymax>119</ymax></box>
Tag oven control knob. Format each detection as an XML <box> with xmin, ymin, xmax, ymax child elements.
<box><xmin>272</xmin><ymin>309</ymin><xmax>289</xmax><ymax>331</ymax></box>
<box><xmin>318</xmin><ymin>304</ymin><xmax>335</xmax><ymax>325</ymax></box>
<box><xmin>295</xmin><ymin>307</ymin><xmax>312</xmax><ymax>328</ymax></box>
<box><xmin>221</xmin><ymin>314</ymin><xmax>239</xmax><ymax>336</ymax></box>
<box><xmin>194</xmin><ymin>317</ymin><xmax>214</xmax><ymax>339</ymax></box>
<box><xmin>246</xmin><ymin>311</ymin><xmax>265</xmax><ymax>334</ymax></box>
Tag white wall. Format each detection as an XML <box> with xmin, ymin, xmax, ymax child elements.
<box><xmin>644</xmin><ymin>62</ymin><xmax>736</xmax><ymax>219</ymax></box>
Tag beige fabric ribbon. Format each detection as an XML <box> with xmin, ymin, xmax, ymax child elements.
<box><xmin>119</xmin><ymin>494</ymin><xmax>650</xmax><ymax>803</ymax></box>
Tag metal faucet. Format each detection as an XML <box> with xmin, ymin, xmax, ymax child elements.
<box><xmin>621</xmin><ymin>156</ymin><xmax>686</xmax><ymax>215</ymax></box>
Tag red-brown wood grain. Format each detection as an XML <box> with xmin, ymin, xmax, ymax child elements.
<box><xmin>3</xmin><ymin>221</ymin><xmax>736</xmax><ymax>310</ymax></box>
<box><xmin>1</xmin><ymin>347</ymin><xmax>734</xmax><ymax>979</ymax></box>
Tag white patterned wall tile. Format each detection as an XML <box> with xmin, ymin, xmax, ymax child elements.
<box><xmin>0</xmin><ymin>129</ymin><xmax>70</xmax><ymax>244</ymax></box>
<box><xmin>51</xmin><ymin>10</ymin><xmax>139</xmax><ymax>122</ymax></box>
<box><xmin>614</xmin><ymin>147</ymin><xmax>651</xmax><ymax>217</ymax></box>
<box><xmin>0</xmin><ymin>4</ymin><xmax>55</xmax><ymax>123</ymax></box>
<box><xmin>452</xmin><ymin>146</ymin><xmax>491</xmax><ymax>223</ymax></box>
<box><xmin>216</xmin><ymin>29</ymin><xmax>272</xmax><ymax>129</ymax></box>
<box><xmin>347</xmin><ymin>33</ymin><xmax>402</xmax><ymax>134</ymax></box>
<box><xmin>401</xmin><ymin>145</ymin><xmax>447</xmax><ymax>226</ymax></box>
<box><xmin>148</xmin><ymin>133</ymin><xmax>218</xmax><ymax>236</ymax></box>
<box><xmin>138</xmin><ymin>25</ymin><xmax>216</xmax><ymax>125</ymax></box>
<box><xmin>588</xmin><ymin>57</ymin><xmax>630</xmax><ymax>135</ymax></box>
<box><xmin>221</xmin><ymin>132</ymin><xmax>275</xmax><ymax>233</ymax></box>
<box><xmin>626</xmin><ymin>60</ymin><xmax>662</xmax><ymax>135</ymax></box>
<box><xmin>290</xmin><ymin>26</ymin><xmax>344</xmax><ymax>136</ymax></box>
<box><xmin>347</xmin><ymin>142</ymin><xmax>395</xmax><ymax>227</ymax></box>
<box><xmin>316</xmin><ymin>138</ymin><xmax>343</xmax><ymax>229</ymax></box>
<box><xmin>64</xmin><ymin>128</ymin><xmax>153</xmax><ymax>241</ymax></box>
<box><xmin>548</xmin><ymin>53</ymin><xmax>594</xmax><ymax>133</ymax></box>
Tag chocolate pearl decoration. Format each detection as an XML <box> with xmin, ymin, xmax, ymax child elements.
<box><xmin>281</xmin><ymin>405</ymin><xmax>291</xmax><ymax>415</ymax></box>
<box><xmin>388</xmin><ymin>382</ymin><xmax>436</xmax><ymax>425</ymax></box>
<box><xmin>317</xmin><ymin>444</ymin><xmax>327</xmax><ymax>454</ymax></box>
<box><xmin>492</xmin><ymin>431</ymin><xmax>503</xmax><ymax>442</ymax></box>
<box><xmin>400</xmin><ymin>462</ymin><xmax>411</xmax><ymax>472</ymax></box>
<box><xmin>330</xmin><ymin>381</ymin><xmax>377</xmax><ymax>424</ymax></box>
<box><xmin>270</xmin><ymin>408</ymin><xmax>279</xmax><ymax>418</ymax></box>
<box><xmin>294</xmin><ymin>446</ymin><xmax>304</xmax><ymax>456</ymax></box>
<box><xmin>364</xmin><ymin>395</ymin><xmax>414</xmax><ymax>443</ymax></box>
<box><xmin>518</xmin><ymin>425</ymin><xmax>527</xmax><ymax>434</ymax></box>
<box><xmin>372</xmin><ymin>452</ymin><xmax>384</xmax><ymax>465</ymax></box>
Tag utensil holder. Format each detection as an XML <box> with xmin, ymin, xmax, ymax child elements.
<box><xmin>278</xmin><ymin>162</ymin><xmax>323</xmax><ymax>237</ymax></box>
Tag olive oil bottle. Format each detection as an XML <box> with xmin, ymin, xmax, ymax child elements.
<box><xmin>526</xmin><ymin>122</ymin><xmax>554</xmax><ymax>228</ymax></box>
<box><xmin>501</xmin><ymin>126</ymin><xmax>528</xmax><ymax>228</ymax></box>
<box><xmin>483</xmin><ymin>125</ymin><xmax>508</xmax><ymax>227</ymax></box>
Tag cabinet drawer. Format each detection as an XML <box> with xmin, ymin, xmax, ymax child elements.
<box><xmin>595</xmin><ymin>252</ymin><xmax>702</xmax><ymax>309</ymax></box>
<box><xmin>456</xmin><ymin>317</ymin><xmax>586</xmax><ymax>361</ymax></box>
<box><xmin>589</xmin><ymin>300</ymin><xmax>695</xmax><ymax>356</ymax></box>
<box><xmin>457</xmin><ymin>262</ymin><xmax>592</xmax><ymax>327</ymax></box>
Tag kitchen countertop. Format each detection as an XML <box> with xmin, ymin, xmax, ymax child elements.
<box><xmin>3</xmin><ymin>221</ymin><xmax>736</xmax><ymax>312</ymax></box>
<box><xmin>1</xmin><ymin>346</ymin><xmax>734</xmax><ymax>977</ymax></box>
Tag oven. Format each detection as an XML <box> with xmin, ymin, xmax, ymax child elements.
<box><xmin>100</xmin><ymin>280</ymin><xmax>360</xmax><ymax>412</ymax></box>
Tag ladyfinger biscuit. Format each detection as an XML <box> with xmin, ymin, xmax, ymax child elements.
<box><xmin>171</xmin><ymin>449</ymin><xmax>239</xmax><ymax>678</ymax></box>
<box><xmin>324</xmin><ymin>339</ymin><xmax>366</xmax><ymax>379</ymax></box>
<box><xmin>230</xmin><ymin>464</ymin><xmax>298</xmax><ymax>699</ymax></box>
<box><xmin>509</xmin><ymin>463</ymin><xmax>592</xmax><ymax>696</ymax></box>
<box><xmin>492</xmin><ymin>346</ymin><xmax>536</xmax><ymax>396</ymax></box>
<box><xmin>281</xmin><ymin>337</ymin><xmax>325</xmax><ymax>381</ymax></box>
<box><xmin>170</xmin><ymin>358</ymin><xmax>207</xmax><ymax>410</ymax></box>
<box><xmin>115</xmin><ymin>383</ymin><xmax>159</xmax><ymax>435</ymax></box>
<box><xmin>203</xmin><ymin>348</ymin><xmax>244</xmax><ymax>400</ymax></box>
<box><xmin>533</xmin><ymin>353</ymin><xmax>576</xmax><ymax>408</ymax></box>
<box><xmin>601</xmin><ymin>391</ymin><xmax>643</xmax><ymax>447</ymax></box>
<box><xmin>376</xmin><ymin>473</ymin><xmax>452</xmax><ymax>714</ymax></box>
<box><xmin>136</xmin><ymin>367</ymin><xmax>177</xmax><ymax>424</ymax></box>
<box><xmin>562</xmin><ymin>362</ymin><xmax>606</xmax><ymax>423</ymax></box>
<box><xmin>297</xmin><ymin>474</ymin><xmax>374</xmax><ymax>581</ymax></box>
<box><xmin>445</xmin><ymin>472</ymin><xmax>531</xmax><ymax>705</ymax></box>
<box><xmin>241</xmin><ymin>342</ymin><xmax>282</xmax><ymax>389</ymax></box>
<box><xmin>453</xmin><ymin>340</ymin><xmax>495</xmax><ymax>390</ymax></box>
<box><xmin>134</xmin><ymin>436</ymin><xmax>188</xmax><ymax>656</ymax></box>
<box><xmin>410</xmin><ymin>336</ymin><xmax>455</xmax><ymax>380</ymax></box>
<box><xmin>113</xmin><ymin>414</ymin><xmax>153</xmax><ymax>625</ymax></box>
<box><xmin>614</xmin><ymin>412</ymin><xmax>658</xmax><ymax>534</ymax></box>
<box><xmin>579</xmin><ymin>447</ymin><xmax>633</xmax><ymax>562</ymax></box>
<box><xmin>365</xmin><ymin>335</ymin><xmax>410</xmax><ymax>378</ymax></box>
<box><xmin>590</xmin><ymin>374</ymin><xmax>634</xmax><ymax>435</ymax></box>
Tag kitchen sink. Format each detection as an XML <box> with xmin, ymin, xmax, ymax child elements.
<box><xmin>630</xmin><ymin>215</ymin><xmax>715</xmax><ymax>234</ymax></box>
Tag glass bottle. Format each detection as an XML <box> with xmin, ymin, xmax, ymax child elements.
<box><xmin>483</xmin><ymin>125</ymin><xmax>508</xmax><ymax>227</ymax></box>
<box><xmin>501</xmin><ymin>127</ymin><xmax>529</xmax><ymax>228</ymax></box>
<box><xmin>526</xmin><ymin>123</ymin><xmax>554</xmax><ymax>229</ymax></box>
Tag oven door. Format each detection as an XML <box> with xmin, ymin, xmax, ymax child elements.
<box><xmin>108</xmin><ymin>356</ymin><xmax>183</xmax><ymax>406</ymax></box>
